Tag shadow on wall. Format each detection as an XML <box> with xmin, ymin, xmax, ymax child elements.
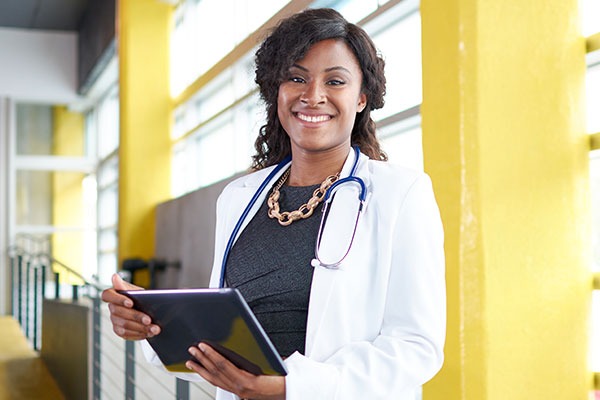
<box><xmin>153</xmin><ymin>174</ymin><xmax>243</xmax><ymax>289</ymax></box>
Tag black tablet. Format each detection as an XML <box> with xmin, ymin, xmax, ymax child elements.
<box><xmin>118</xmin><ymin>288</ymin><xmax>287</xmax><ymax>376</ymax></box>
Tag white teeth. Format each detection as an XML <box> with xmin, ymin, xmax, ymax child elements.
<box><xmin>297</xmin><ymin>113</ymin><xmax>330</xmax><ymax>123</ymax></box>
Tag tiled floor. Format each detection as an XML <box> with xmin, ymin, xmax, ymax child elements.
<box><xmin>0</xmin><ymin>316</ymin><xmax>64</xmax><ymax>400</ymax></box>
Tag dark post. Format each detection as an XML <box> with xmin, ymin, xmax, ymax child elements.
<box><xmin>17</xmin><ymin>254</ymin><xmax>23</xmax><ymax>325</ymax></box>
<box><xmin>33</xmin><ymin>267</ymin><xmax>39</xmax><ymax>351</ymax></box>
<box><xmin>92</xmin><ymin>297</ymin><xmax>101</xmax><ymax>400</ymax></box>
<box><xmin>41</xmin><ymin>264</ymin><xmax>46</xmax><ymax>299</ymax></box>
<box><xmin>10</xmin><ymin>255</ymin><xmax>15</xmax><ymax>317</ymax></box>
<box><xmin>176</xmin><ymin>379</ymin><xmax>190</xmax><ymax>400</ymax></box>
<box><xmin>54</xmin><ymin>272</ymin><xmax>60</xmax><ymax>300</ymax></box>
<box><xmin>125</xmin><ymin>338</ymin><xmax>135</xmax><ymax>400</ymax></box>
<box><xmin>25</xmin><ymin>259</ymin><xmax>30</xmax><ymax>338</ymax></box>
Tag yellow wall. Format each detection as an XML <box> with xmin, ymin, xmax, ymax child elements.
<box><xmin>421</xmin><ymin>0</ymin><xmax>591</xmax><ymax>398</ymax></box>
<box><xmin>51</xmin><ymin>106</ymin><xmax>86</xmax><ymax>284</ymax></box>
<box><xmin>118</xmin><ymin>0</ymin><xmax>172</xmax><ymax>287</ymax></box>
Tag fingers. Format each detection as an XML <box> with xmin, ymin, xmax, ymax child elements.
<box><xmin>112</xmin><ymin>273</ymin><xmax>144</xmax><ymax>291</ymax></box>
<box><xmin>101</xmin><ymin>273</ymin><xmax>160</xmax><ymax>340</ymax></box>
<box><xmin>186</xmin><ymin>344</ymin><xmax>285</xmax><ymax>399</ymax></box>
<box><xmin>187</xmin><ymin>344</ymin><xmax>246</xmax><ymax>391</ymax></box>
<box><xmin>109</xmin><ymin>305</ymin><xmax>160</xmax><ymax>340</ymax></box>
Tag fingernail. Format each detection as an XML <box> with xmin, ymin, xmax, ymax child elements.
<box><xmin>142</xmin><ymin>316</ymin><xmax>151</xmax><ymax>325</ymax></box>
<box><xmin>124</xmin><ymin>300</ymin><xmax>133</xmax><ymax>307</ymax></box>
<box><xmin>150</xmin><ymin>326</ymin><xmax>160</xmax><ymax>335</ymax></box>
<box><xmin>185</xmin><ymin>361</ymin><xmax>193</xmax><ymax>370</ymax></box>
<box><xmin>199</xmin><ymin>343</ymin><xmax>206</xmax><ymax>352</ymax></box>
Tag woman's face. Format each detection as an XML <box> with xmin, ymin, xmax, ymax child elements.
<box><xmin>277</xmin><ymin>39</ymin><xmax>367</xmax><ymax>156</ymax></box>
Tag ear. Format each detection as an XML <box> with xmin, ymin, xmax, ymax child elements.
<box><xmin>357</xmin><ymin>93</ymin><xmax>367</xmax><ymax>113</ymax></box>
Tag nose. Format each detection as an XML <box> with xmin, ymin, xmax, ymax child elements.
<box><xmin>300</xmin><ymin>81</ymin><xmax>326</xmax><ymax>107</ymax></box>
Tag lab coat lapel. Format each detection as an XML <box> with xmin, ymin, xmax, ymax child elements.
<box><xmin>305</xmin><ymin>150</ymin><xmax>371</xmax><ymax>358</ymax></box>
<box><xmin>224</xmin><ymin>163</ymin><xmax>290</xmax><ymax>245</ymax></box>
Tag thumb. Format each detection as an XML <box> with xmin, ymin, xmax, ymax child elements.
<box><xmin>111</xmin><ymin>273</ymin><xmax>144</xmax><ymax>291</ymax></box>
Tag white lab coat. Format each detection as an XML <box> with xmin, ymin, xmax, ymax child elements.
<box><xmin>143</xmin><ymin>149</ymin><xmax>446</xmax><ymax>399</ymax></box>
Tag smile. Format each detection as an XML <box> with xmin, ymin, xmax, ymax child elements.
<box><xmin>295</xmin><ymin>113</ymin><xmax>332</xmax><ymax>123</ymax></box>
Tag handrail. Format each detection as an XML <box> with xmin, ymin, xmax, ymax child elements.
<box><xmin>7</xmin><ymin>245</ymin><xmax>106</xmax><ymax>292</ymax></box>
<box><xmin>32</xmin><ymin>252</ymin><xmax>106</xmax><ymax>292</ymax></box>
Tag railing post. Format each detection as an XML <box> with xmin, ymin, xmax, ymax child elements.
<box><xmin>33</xmin><ymin>266</ymin><xmax>39</xmax><ymax>351</ymax></box>
<box><xmin>41</xmin><ymin>264</ymin><xmax>46</xmax><ymax>299</ymax></box>
<box><xmin>17</xmin><ymin>254</ymin><xmax>23</xmax><ymax>326</ymax></box>
<box><xmin>126</xmin><ymin>340</ymin><xmax>135</xmax><ymax>400</ymax></box>
<box><xmin>25</xmin><ymin>258</ymin><xmax>31</xmax><ymax>339</ymax></box>
<box><xmin>72</xmin><ymin>285</ymin><xmax>79</xmax><ymax>301</ymax></box>
<box><xmin>10</xmin><ymin>255</ymin><xmax>15</xmax><ymax>317</ymax></box>
<box><xmin>54</xmin><ymin>272</ymin><xmax>60</xmax><ymax>299</ymax></box>
<box><xmin>176</xmin><ymin>379</ymin><xmax>190</xmax><ymax>400</ymax></box>
<box><xmin>92</xmin><ymin>297</ymin><xmax>101</xmax><ymax>400</ymax></box>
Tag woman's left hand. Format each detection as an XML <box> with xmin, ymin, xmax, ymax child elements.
<box><xmin>186</xmin><ymin>343</ymin><xmax>285</xmax><ymax>400</ymax></box>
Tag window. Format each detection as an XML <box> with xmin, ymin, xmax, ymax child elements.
<box><xmin>86</xmin><ymin>86</ymin><xmax>120</xmax><ymax>285</ymax></box>
<box><xmin>171</xmin><ymin>0</ymin><xmax>290</xmax><ymax>97</ymax></box>
<box><xmin>170</xmin><ymin>0</ymin><xmax>424</xmax><ymax>197</ymax></box>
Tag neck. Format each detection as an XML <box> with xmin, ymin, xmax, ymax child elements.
<box><xmin>287</xmin><ymin>146</ymin><xmax>350</xmax><ymax>186</ymax></box>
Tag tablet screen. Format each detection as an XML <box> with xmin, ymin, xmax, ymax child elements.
<box><xmin>119</xmin><ymin>288</ymin><xmax>287</xmax><ymax>376</ymax></box>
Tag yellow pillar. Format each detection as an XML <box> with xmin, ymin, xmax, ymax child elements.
<box><xmin>118</xmin><ymin>0</ymin><xmax>172</xmax><ymax>287</ymax></box>
<box><xmin>51</xmin><ymin>106</ymin><xmax>85</xmax><ymax>284</ymax></box>
<box><xmin>421</xmin><ymin>0</ymin><xmax>591</xmax><ymax>398</ymax></box>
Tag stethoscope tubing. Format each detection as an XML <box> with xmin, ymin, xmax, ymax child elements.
<box><xmin>218</xmin><ymin>146</ymin><xmax>364</xmax><ymax>288</ymax></box>
<box><xmin>218</xmin><ymin>155</ymin><xmax>291</xmax><ymax>288</ymax></box>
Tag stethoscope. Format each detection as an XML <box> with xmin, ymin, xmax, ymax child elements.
<box><xmin>219</xmin><ymin>146</ymin><xmax>368</xmax><ymax>288</ymax></box>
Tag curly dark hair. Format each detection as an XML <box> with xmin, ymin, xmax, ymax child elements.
<box><xmin>252</xmin><ymin>8</ymin><xmax>387</xmax><ymax>169</ymax></box>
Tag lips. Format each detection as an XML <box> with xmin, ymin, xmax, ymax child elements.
<box><xmin>295</xmin><ymin>112</ymin><xmax>332</xmax><ymax>123</ymax></box>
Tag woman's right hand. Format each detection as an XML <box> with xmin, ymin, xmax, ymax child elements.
<box><xmin>101</xmin><ymin>273</ymin><xmax>161</xmax><ymax>340</ymax></box>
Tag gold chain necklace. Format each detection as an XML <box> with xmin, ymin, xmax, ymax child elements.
<box><xmin>267</xmin><ymin>168</ymin><xmax>340</xmax><ymax>226</ymax></box>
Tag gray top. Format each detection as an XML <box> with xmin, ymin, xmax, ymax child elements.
<box><xmin>225</xmin><ymin>182</ymin><xmax>322</xmax><ymax>358</ymax></box>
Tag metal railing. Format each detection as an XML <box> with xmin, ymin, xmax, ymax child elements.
<box><xmin>6</xmin><ymin>236</ymin><xmax>215</xmax><ymax>400</ymax></box>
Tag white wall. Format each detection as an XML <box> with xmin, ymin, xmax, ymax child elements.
<box><xmin>0</xmin><ymin>27</ymin><xmax>80</xmax><ymax>104</ymax></box>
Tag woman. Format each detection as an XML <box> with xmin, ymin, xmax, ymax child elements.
<box><xmin>102</xmin><ymin>8</ymin><xmax>445</xmax><ymax>400</ymax></box>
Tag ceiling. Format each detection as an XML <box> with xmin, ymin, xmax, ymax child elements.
<box><xmin>0</xmin><ymin>0</ymin><xmax>89</xmax><ymax>31</ymax></box>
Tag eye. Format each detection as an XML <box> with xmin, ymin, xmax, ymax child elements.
<box><xmin>289</xmin><ymin>76</ymin><xmax>306</xmax><ymax>84</ymax></box>
<box><xmin>327</xmin><ymin>79</ymin><xmax>346</xmax><ymax>86</ymax></box>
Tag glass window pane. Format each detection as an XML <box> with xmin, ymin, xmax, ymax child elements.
<box><xmin>98</xmin><ymin>229</ymin><xmax>117</xmax><ymax>253</ymax></box>
<box><xmin>371</xmin><ymin>11</ymin><xmax>422</xmax><ymax>121</ymax></box>
<box><xmin>16</xmin><ymin>104</ymin><xmax>53</xmax><ymax>156</ymax></box>
<box><xmin>97</xmin><ymin>252</ymin><xmax>117</xmax><ymax>285</ymax></box>
<box><xmin>592</xmin><ymin>291</ymin><xmax>600</xmax><ymax>372</ymax></box>
<box><xmin>586</xmin><ymin>63</ymin><xmax>600</xmax><ymax>134</ymax></box>
<box><xmin>196</xmin><ymin>116</ymin><xmax>236</xmax><ymax>187</ymax></box>
<box><xmin>98</xmin><ymin>156</ymin><xmax>119</xmax><ymax>188</ymax></box>
<box><xmin>380</xmin><ymin>120</ymin><xmax>423</xmax><ymax>171</ymax></box>
<box><xmin>97</xmin><ymin>90</ymin><xmax>120</xmax><ymax>159</ymax></box>
<box><xmin>171</xmin><ymin>0</ymin><xmax>290</xmax><ymax>96</ymax></box>
<box><xmin>98</xmin><ymin>186</ymin><xmax>118</xmax><ymax>228</ymax></box>
<box><xmin>582</xmin><ymin>0</ymin><xmax>600</xmax><ymax>37</ymax></box>
<box><xmin>311</xmin><ymin>0</ymin><xmax>378</xmax><ymax>23</ymax></box>
<box><xmin>53</xmin><ymin>108</ymin><xmax>85</xmax><ymax>157</ymax></box>
<box><xmin>16</xmin><ymin>170</ymin><xmax>52</xmax><ymax>225</ymax></box>
<box><xmin>592</xmin><ymin>152</ymin><xmax>600</xmax><ymax>272</ymax></box>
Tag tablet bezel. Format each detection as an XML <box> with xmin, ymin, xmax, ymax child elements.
<box><xmin>118</xmin><ymin>287</ymin><xmax>287</xmax><ymax>376</ymax></box>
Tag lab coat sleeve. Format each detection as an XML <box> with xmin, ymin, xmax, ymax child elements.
<box><xmin>284</xmin><ymin>174</ymin><xmax>446</xmax><ymax>399</ymax></box>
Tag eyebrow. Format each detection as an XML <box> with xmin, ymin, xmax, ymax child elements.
<box><xmin>290</xmin><ymin>63</ymin><xmax>353</xmax><ymax>75</ymax></box>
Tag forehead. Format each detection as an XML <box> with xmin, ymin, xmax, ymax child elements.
<box><xmin>293</xmin><ymin>39</ymin><xmax>361</xmax><ymax>73</ymax></box>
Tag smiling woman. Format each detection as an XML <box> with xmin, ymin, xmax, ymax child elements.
<box><xmin>102</xmin><ymin>7</ymin><xmax>446</xmax><ymax>400</ymax></box>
